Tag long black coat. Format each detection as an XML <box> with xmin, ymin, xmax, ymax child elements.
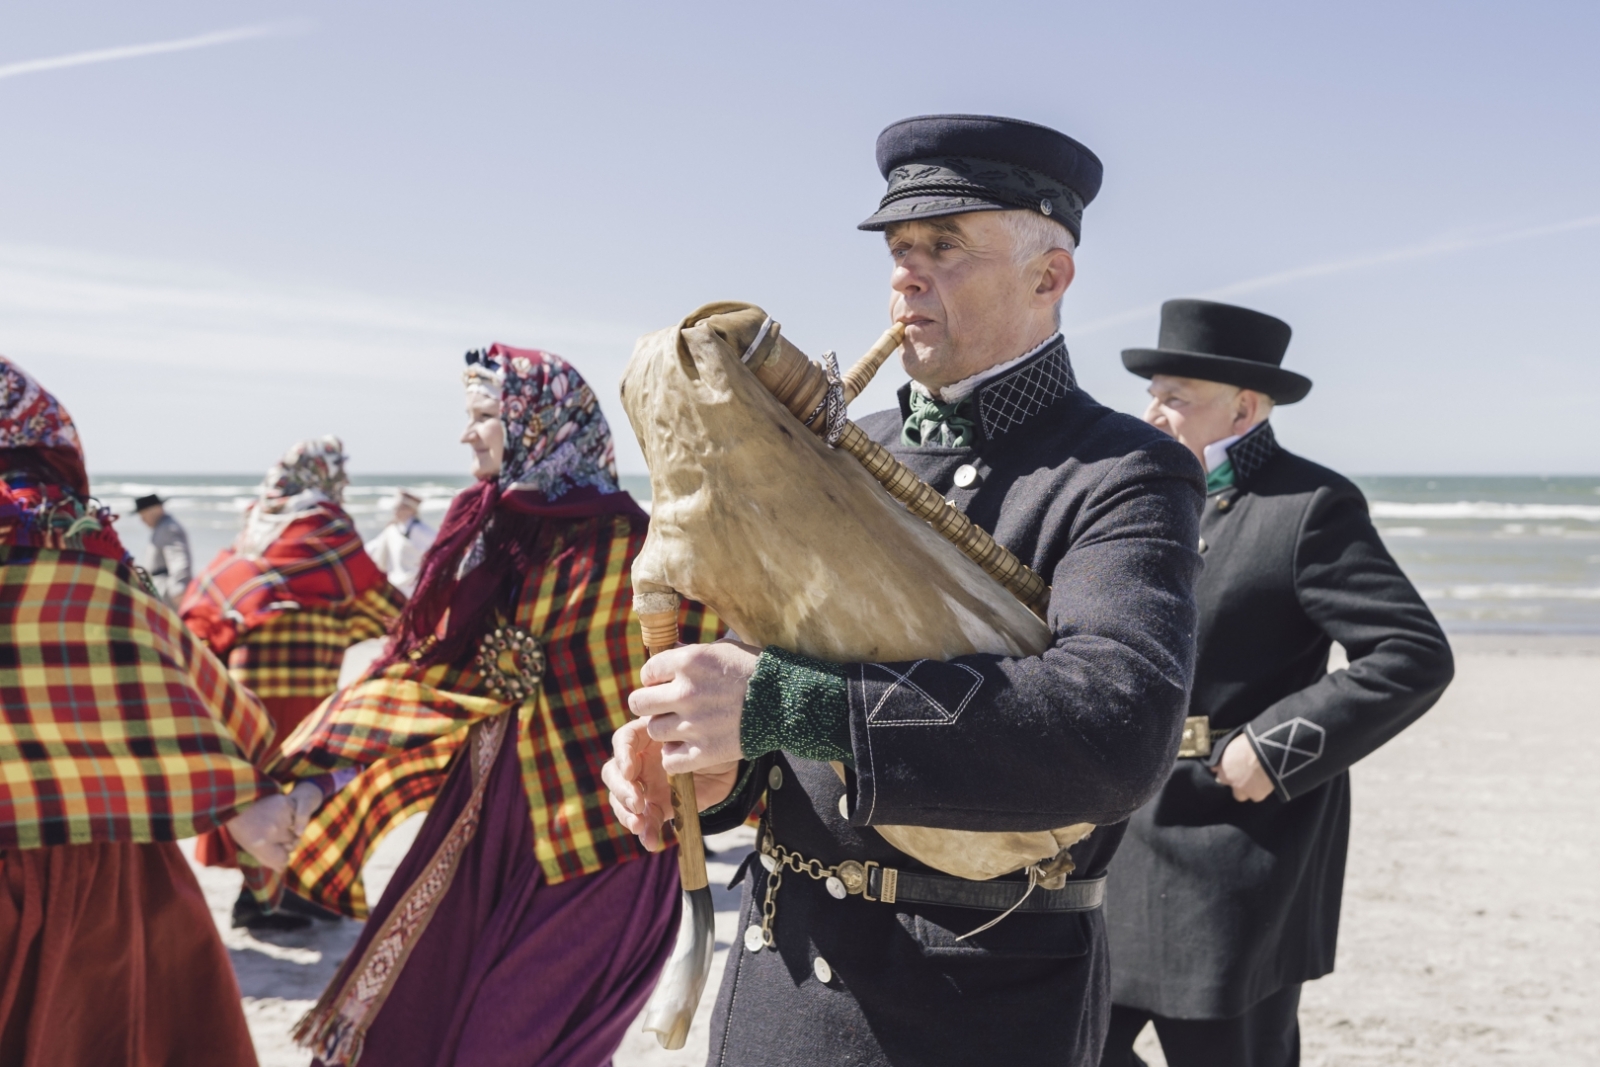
<box><xmin>701</xmin><ymin>338</ymin><xmax>1205</xmax><ymax>1066</ymax></box>
<box><xmin>1104</xmin><ymin>422</ymin><xmax>1454</xmax><ymax>1020</ymax></box>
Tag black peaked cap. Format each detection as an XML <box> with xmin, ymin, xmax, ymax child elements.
<box><xmin>1122</xmin><ymin>299</ymin><xmax>1312</xmax><ymax>404</ymax></box>
<box><xmin>859</xmin><ymin>114</ymin><xmax>1103</xmax><ymax>243</ymax></box>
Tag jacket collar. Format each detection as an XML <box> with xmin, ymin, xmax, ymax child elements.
<box><xmin>897</xmin><ymin>334</ymin><xmax>1077</xmax><ymax>444</ymax></box>
<box><xmin>1223</xmin><ymin>421</ymin><xmax>1281</xmax><ymax>488</ymax></box>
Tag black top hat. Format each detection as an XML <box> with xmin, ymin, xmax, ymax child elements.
<box><xmin>133</xmin><ymin>494</ymin><xmax>165</xmax><ymax>512</ymax></box>
<box><xmin>858</xmin><ymin>115</ymin><xmax>1103</xmax><ymax>244</ymax></box>
<box><xmin>1122</xmin><ymin>299</ymin><xmax>1312</xmax><ymax>404</ymax></box>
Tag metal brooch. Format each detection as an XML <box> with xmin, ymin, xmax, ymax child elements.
<box><xmin>474</xmin><ymin>625</ymin><xmax>546</xmax><ymax>704</ymax></box>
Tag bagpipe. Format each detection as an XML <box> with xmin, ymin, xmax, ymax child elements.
<box><xmin>621</xmin><ymin>303</ymin><xmax>1092</xmax><ymax>1048</ymax></box>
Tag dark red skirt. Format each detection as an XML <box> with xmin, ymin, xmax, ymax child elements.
<box><xmin>0</xmin><ymin>839</ymin><xmax>258</xmax><ymax>1066</ymax></box>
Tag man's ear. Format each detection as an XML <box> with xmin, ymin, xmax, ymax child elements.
<box><xmin>1034</xmin><ymin>249</ymin><xmax>1075</xmax><ymax>306</ymax></box>
<box><xmin>1233</xmin><ymin>389</ymin><xmax>1262</xmax><ymax>430</ymax></box>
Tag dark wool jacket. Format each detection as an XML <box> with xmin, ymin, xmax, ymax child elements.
<box><xmin>700</xmin><ymin>337</ymin><xmax>1205</xmax><ymax>1067</ymax></box>
<box><xmin>1104</xmin><ymin>422</ymin><xmax>1454</xmax><ymax>1020</ymax></box>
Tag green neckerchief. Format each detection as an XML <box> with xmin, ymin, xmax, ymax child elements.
<box><xmin>903</xmin><ymin>390</ymin><xmax>976</xmax><ymax>448</ymax></box>
<box><xmin>1206</xmin><ymin>457</ymin><xmax>1236</xmax><ymax>494</ymax></box>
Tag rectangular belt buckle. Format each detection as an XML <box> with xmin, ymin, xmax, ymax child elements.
<box><xmin>1177</xmin><ymin>715</ymin><xmax>1212</xmax><ymax>759</ymax></box>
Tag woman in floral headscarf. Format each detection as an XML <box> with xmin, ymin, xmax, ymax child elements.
<box><xmin>0</xmin><ymin>356</ymin><xmax>303</xmax><ymax>1066</ymax></box>
<box><xmin>274</xmin><ymin>345</ymin><xmax>718</xmax><ymax>1067</ymax></box>
<box><xmin>182</xmin><ymin>435</ymin><xmax>406</xmax><ymax>929</ymax></box>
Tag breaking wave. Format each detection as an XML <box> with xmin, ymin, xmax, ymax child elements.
<box><xmin>1370</xmin><ymin>501</ymin><xmax>1600</xmax><ymax>522</ymax></box>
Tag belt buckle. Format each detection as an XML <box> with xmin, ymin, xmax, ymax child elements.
<box><xmin>1177</xmin><ymin>715</ymin><xmax>1212</xmax><ymax>759</ymax></box>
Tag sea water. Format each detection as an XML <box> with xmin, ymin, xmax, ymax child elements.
<box><xmin>1353</xmin><ymin>476</ymin><xmax>1600</xmax><ymax>634</ymax></box>
<box><xmin>90</xmin><ymin>473</ymin><xmax>1600</xmax><ymax>634</ymax></box>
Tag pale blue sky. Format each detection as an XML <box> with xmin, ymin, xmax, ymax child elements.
<box><xmin>2</xmin><ymin>1</ymin><xmax>1596</xmax><ymax>476</ymax></box>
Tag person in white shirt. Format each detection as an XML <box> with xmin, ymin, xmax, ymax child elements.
<box><xmin>366</xmin><ymin>490</ymin><xmax>435</xmax><ymax>596</ymax></box>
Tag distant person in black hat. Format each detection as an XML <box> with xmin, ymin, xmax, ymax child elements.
<box><xmin>134</xmin><ymin>493</ymin><xmax>191</xmax><ymax>609</ymax></box>
<box><xmin>606</xmin><ymin>115</ymin><xmax>1206</xmax><ymax>1066</ymax></box>
<box><xmin>1100</xmin><ymin>300</ymin><xmax>1455</xmax><ymax>1067</ymax></box>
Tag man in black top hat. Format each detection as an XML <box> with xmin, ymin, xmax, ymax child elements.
<box><xmin>135</xmin><ymin>493</ymin><xmax>192</xmax><ymax>609</ymax></box>
<box><xmin>1100</xmin><ymin>300</ymin><xmax>1455</xmax><ymax>1067</ymax></box>
<box><xmin>605</xmin><ymin>116</ymin><xmax>1205</xmax><ymax>1065</ymax></box>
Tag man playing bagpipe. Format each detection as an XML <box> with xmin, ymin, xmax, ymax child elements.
<box><xmin>604</xmin><ymin>115</ymin><xmax>1208</xmax><ymax>1065</ymax></box>
<box><xmin>0</xmin><ymin>356</ymin><xmax>303</xmax><ymax>1066</ymax></box>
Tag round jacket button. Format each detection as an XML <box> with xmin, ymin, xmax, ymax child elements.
<box><xmin>1198</xmin><ymin>537</ymin><xmax>1208</xmax><ymax>553</ymax></box>
<box><xmin>1216</xmin><ymin>497</ymin><xmax>1231</xmax><ymax>511</ymax></box>
<box><xmin>1040</xmin><ymin>198</ymin><xmax>1054</xmax><ymax>216</ymax></box>
<box><xmin>953</xmin><ymin>464</ymin><xmax>979</xmax><ymax>488</ymax></box>
<box><xmin>813</xmin><ymin>956</ymin><xmax>833</xmax><ymax>984</ymax></box>
<box><xmin>838</xmin><ymin>794</ymin><xmax>850</xmax><ymax>819</ymax></box>
<box><xmin>744</xmin><ymin>924</ymin><xmax>765</xmax><ymax>953</ymax></box>
<box><xmin>768</xmin><ymin>765</ymin><xmax>784</xmax><ymax>790</ymax></box>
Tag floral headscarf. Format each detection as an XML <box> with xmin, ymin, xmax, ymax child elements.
<box><xmin>464</xmin><ymin>345</ymin><xmax>619</xmax><ymax>498</ymax></box>
<box><xmin>0</xmin><ymin>355</ymin><xmax>127</xmax><ymax>563</ymax></box>
<box><xmin>237</xmin><ymin>436</ymin><xmax>350</xmax><ymax>560</ymax></box>
<box><xmin>383</xmin><ymin>345</ymin><xmax>634</xmax><ymax>669</ymax></box>
<box><xmin>0</xmin><ymin>358</ymin><xmax>84</xmax><ymax>458</ymax></box>
<box><xmin>259</xmin><ymin>435</ymin><xmax>350</xmax><ymax>511</ymax></box>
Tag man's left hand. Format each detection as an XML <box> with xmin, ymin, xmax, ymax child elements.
<box><xmin>628</xmin><ymin>640</ymin><xmax>759</xmax><ymax>774</ymax></box>
<box><xmin>1212</xmin><ymin>733</ymin><xmax>1276</xmax><ymax>802</ymax></box>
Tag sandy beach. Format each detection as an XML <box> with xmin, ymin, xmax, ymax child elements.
<box><xmin>192</xmin><ymin>634</ymin><xmax>1599</xmax><ymax>1067</ymax></box>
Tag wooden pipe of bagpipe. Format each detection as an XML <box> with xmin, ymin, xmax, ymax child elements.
<box><xmin>741</xmin><ymin>318</ymin><xmax>1052</xmax><ymax>620</ymax></box>
<box><xmin>840</xmin><ymin>322</ymin><xmax>907</xmax><ymax>404</ymax></box>
<box><xmin>634</xmin><ymin>604</ymin><xmax>715</xmax><ymax>1051</ymax></box>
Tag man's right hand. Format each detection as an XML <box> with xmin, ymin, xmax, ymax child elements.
<box><xmin>226</xmin><ymin>793</ymin><xmax>299</xmax><ymax>871</ymax></box>
<box><xmin>602</xmin><ymin>718</ymin><xmax>741</xmax><ymax>851</ymax></box>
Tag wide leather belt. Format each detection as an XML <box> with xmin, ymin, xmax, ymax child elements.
<box><xmin>867</xmin><ymin>865</ymin><xmax>1105</xmax><ymax>913</ymax></box>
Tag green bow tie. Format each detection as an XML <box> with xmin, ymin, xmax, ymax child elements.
<box><xmin>903</xmin><ymin>391</ymin><xmax>976</xmax><ymax>448</ymax></box>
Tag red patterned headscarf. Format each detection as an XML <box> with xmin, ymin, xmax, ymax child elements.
<box><xmin>0</xmin><ymin>356</ymin><xmax>128</xmax><ymax>563</ymax></box>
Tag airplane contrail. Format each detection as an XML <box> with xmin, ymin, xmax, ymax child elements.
<box><xmin>0</xmin><ymin>23</ymin><xmax>303</xmax><ymax>82</ymax></box>
<box><xmin>1065</xmin><ymin>211</ymin><xmax>1600</xmax><ymax>339</ymax></box>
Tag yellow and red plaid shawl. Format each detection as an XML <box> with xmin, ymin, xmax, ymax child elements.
<box><xmin>228</xmin><ymin>583</ymin><xmax>407</xmax><ymax>699</ymax></box>
<box><xmin>0</xmin><ymin>547</ymin><xmax>278</xmax><ymax>847</ymax></box>
<box><xmin>272</xmin><ymin>513</ymin><xmax>718</xmax><ymax>917</ymax></box>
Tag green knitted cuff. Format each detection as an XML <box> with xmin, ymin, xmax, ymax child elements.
<box><xmin>741</xmin><ymin>647</ymin><xmax>854</xmax><ymax>768</ymax></box>
<box><xmin>700</xmin><ymin>760</ymin><xmax>756</xmax><ymax>817</ymax></box>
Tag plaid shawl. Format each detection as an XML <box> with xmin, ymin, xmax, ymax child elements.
<box><xmin>229</xmin><ymin>584</ymin><xmax>406</xmax><ymax>699</ymax></box>
<box><xmin>182</xmin><ymin>504</ymin><xmax>392</xmax><ymax>659</ymax></box>
<box><xmin>271</xmin><ymin>513</ymin><xmax>719</xmax><ymax>917</ymax></box>
<box><xmin>0</xmin><ymin>546</ymin><xmax>278</xmax><ymax>848</ymax></box>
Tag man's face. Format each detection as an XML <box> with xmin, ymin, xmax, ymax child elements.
<box><xmin>460</xmin><ymin>394</ymin><xmax>506</xmax><ymax>480</ymax></box>
<box><xmin>394</xmin><ymin>500</ymin><xmax>418</xmax><ymax>524</ymax></box>
<box><xmin>1143</xmin><ymin>375</ymin><xmax>1259</xmax><ymax>465</ymax></box>
<box><xmin>137</xmin><ymin>505</ymin><xmax>162</xmax><ymax>528</ymax></box>
<box><xmin>886</xmin><ymin>213</ymin><xmax>1069</xmax><ymax>390</ymax></box>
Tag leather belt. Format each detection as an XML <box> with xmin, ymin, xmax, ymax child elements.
<box><xmin>866</xmin><ymin>865</ymin><xmax>1105</xmax><ymax>912</ymax></box>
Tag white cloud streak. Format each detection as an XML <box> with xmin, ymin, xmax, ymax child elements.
<box><xmin>0</xmin><ymin>23</ymin><xmax>303</xmax><ymax>82</ymax></box>
<box><xmin>1065</xmin><ymin>211</ymin><xmax>1600</xmax><ymax>339</ymax></box>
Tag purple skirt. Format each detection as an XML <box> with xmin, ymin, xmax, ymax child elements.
<box><xmin>315</xmin><ymin>722</ymin><xmax>681</xmax><ymax>1067</ymax></box>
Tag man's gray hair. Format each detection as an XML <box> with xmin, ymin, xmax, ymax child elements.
<box><xmin>998</xmin><ymin>210</ymin><xmax>1075</xmax><ymax>326</ymax></box>
<box><xmin>999</xmin><ymin>209</ymin><xmax>1076</xmax><ymax>264</ymax></box>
